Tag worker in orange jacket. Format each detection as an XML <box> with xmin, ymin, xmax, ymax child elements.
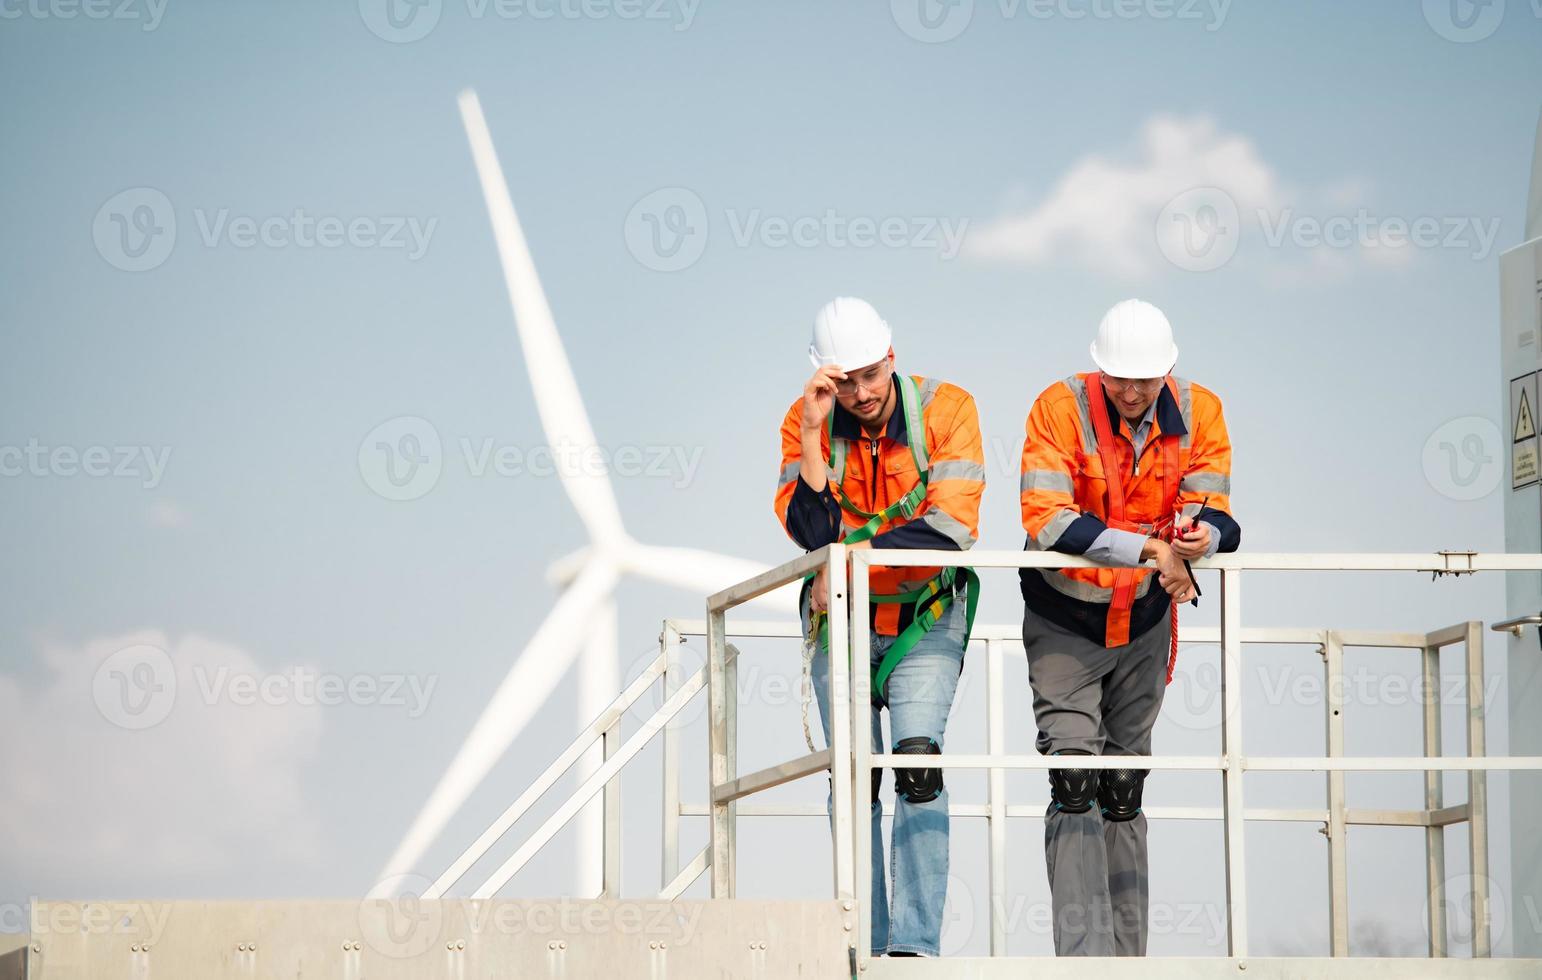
<box><xmin>1018</xmin><ymin>299</ymin><xmax>1240</xmax><ymax>956</ymax></box>
<box><xmin>774</xmin><ymin>297</ymin><xmax>984</xmax><ymax>958</ymax></box>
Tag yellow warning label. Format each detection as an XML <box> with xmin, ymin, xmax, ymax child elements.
<box><xmin>1517</xmin><ymin>387</ymin><xmax>1537</xmax><ymax>442</ymax></box>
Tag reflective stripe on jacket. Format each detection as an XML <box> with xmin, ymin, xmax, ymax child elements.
<box><xmin>1019</xmin><ymin>372</ymin><xmax>1240</xmax><ymax>646</ymax></box>
<box><xmin>776</xmin><ymin>375</ymin><xmax>984</xmax><ymax>635</ymax></box>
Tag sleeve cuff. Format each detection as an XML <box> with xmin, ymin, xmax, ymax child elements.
<box><xmin>1200</xmin><ymin>521</ymin><xmax>1222</xmax><ymax>559</ymax></box>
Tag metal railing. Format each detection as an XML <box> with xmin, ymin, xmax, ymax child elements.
<box><xmin>421</xmin><ymin>547</ymin><xmax>1542</xmax><ymax>969</ymax></box>
<box><xmin>689</xmin><ymin>547</ymin><xmax>1542</xmax><ymax>966</ymax></box>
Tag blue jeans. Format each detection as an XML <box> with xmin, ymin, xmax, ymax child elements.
<box><xmin>808</xmin><ymin>597</ymin><xmax>966</xmax><ymax>957</ymax></box>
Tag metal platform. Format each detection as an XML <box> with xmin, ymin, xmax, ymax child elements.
<box><xmin>4</xmin><ymin>899</ymin><xmax>851</xmax><ymax>979</ymax></box>
<box><xmin>6</xmin><ymin>900</ymin><xmax>1542</xmax><ymax>979</ymax></box>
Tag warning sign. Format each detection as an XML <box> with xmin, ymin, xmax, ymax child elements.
<box><xmin>1517</xmin><ymin>388</ymin><xmax>1536</xmax><ymax>442</ymax></box>
<box><xmin>1512</xmin><ymin>371</ymin><xmax>1540</xmax><ymax>491</ymax></box>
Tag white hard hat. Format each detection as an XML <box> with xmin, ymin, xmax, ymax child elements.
<box><xmin>1089</xmin><ymin>299</ymin><xmax>1178</xmax><ymax>378</ymax></box>
<box><xmin>808</xmin><ymin>297</ymin><xmax>892</xmax><ymax>371</ymax></box>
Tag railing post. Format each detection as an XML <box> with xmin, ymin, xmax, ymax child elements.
<box><xmin>1465</xmin><ymin>621</ymin><xmax>1491</xmax><ymax>957</ymax></box>
<box><xmin>1421</xmin><ymin>639</ymin><xmax>1447</xmax><ymax>957</ymax></box>
<box><xmin>986</xmin><ymin>637</ymin><xmax>1008</xmax><ymax>957</ymax></box>
<box><xmin>602</xmin><ymin>715</ymin><xmax>622</xmax><ymax>898</ymax></box>
<box><xmin>1220</xmin><ymin>566</ymin><xmax>1249</xmax><ymax>957</ymax></box>
<box><xmin>825</xmin><ymin>545</ymin><xmax>856</xmax><ymax>907</ymax></box>
<box><xmin>849</xmin><ymin>547</ymin><xmax>873</xmax><ymax>965</ymax></box>
<box><xmin>660</xmin><ymin>622</ymin><xmax>683</xmax><ymax>894</ymax></box>
<box><xmin>1323</xmin><ymin>631</ymin><xmax>1349</xmax><ymax>955</ymax></box>
<box><xmin>708</xmin><ymin>606</ymin><xmax>734</xmax><ymax>897</ymax></box>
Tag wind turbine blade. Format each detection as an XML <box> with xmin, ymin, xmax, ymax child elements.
<box><xmin>1527</xmin><ymin>108</ymin><xmax>1542</xmax><ymax>243</ymax></box>
<box><xmin>371</xmin><ymin>558</ymin><xmax>620</xmax><ymax>895</ymax></box>
<box><xmin>624</xmin><ymin>544</ymin><xmax>801</xmax><ymax>613</ymax></box>
<box><xmin>458</xmin><ymin>89</ymin><xmax>627</xmax><ymax>549</ymax></box>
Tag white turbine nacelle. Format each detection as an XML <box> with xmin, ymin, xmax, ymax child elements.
<box><xmin>370</xmin><ymin>90</ymin><xmax>797</xmax><ymax>900</ymax></box>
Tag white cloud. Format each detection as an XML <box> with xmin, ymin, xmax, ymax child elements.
<box><xmin>967</xmin><ymin>114</ymin><xmax>1284</xmax><ymax>278</ymax></box>
<box><xmin>966</xmin><ymin>114</ymin><xmax>1456</xmax><ymax>285</ymax></box>
<box><xmin>0</xmin><ymin>631</ymin><xmax>325</xmax><ymax>883</ymax></box>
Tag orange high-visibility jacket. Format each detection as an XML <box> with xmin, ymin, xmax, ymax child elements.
<box><xmin>1019</xmin><ymin>372</ymin><xmax>1240</xmax><ymax>647</ymax></box>
<box><xmin>775</xmin><ymin>375</ymin><xmax>984</xmax><ymax>636</ymax></box>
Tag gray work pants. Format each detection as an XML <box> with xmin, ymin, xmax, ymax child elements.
<box><xmin>1022</xmin><ymin>606</ymin><xmax>1169</xmax><ymax>956</ymax></box>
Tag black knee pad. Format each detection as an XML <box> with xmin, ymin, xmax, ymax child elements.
<box><xmin>871</xmin><ymin>766</ymin><xmax>882</xmax><ymax>802</ymax></box>
<box><xmin>1048</xmin><ymin>749</ymin><xmax>1099</xmax><ymax>814</ymax></box>
<box><xmin>893</xmin><ymin>736</ymin><xmax>942</xmax><ymax>803</ymax></box>
<box><xmin>1097</xmin><ymin>767</ymin><xmax>1148</xmax><ymax>822</ymax></box>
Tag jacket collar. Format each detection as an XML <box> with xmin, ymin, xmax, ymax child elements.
<box><xmin>830</xmin><ymin>381</ymin><xmax>908</xmax><ymax>444</ymax></box>
<box><xmin>1098</xmin><ymin>378</ymin><xmax>1187</xmax><ymax>440</ymax></box>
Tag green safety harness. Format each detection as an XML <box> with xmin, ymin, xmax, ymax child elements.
<box><xmin>806</xmin><ymin>373</ymin><xmax>980</xmax><ymax>705</ymax></box>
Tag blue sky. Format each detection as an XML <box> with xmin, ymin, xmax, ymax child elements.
<box><xmin>3</xmin><ymin>0</ymin><xmax>1541</xmax><ymax>959</ymax></box>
